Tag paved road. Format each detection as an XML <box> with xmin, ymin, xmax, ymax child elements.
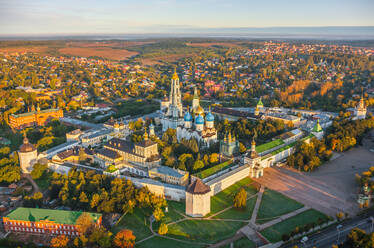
<box><xmin>282</xmin><ymin>211</ymin><xmax>374</xmax><ymax>248</ymax></box>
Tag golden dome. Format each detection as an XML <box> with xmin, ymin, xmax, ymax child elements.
<box><xmin>195</xmin><ymin>105</ymin><xmax>204</xmax><ymax>115</ymax></box>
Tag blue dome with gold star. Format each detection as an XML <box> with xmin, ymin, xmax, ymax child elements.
<box><xmin>195</xmin><ymin>114</ymin><xmax>204</xmax><ymax>124</ymax></box>
<box><xmin>184</xmin><ymin>111</ymin><xmax>192</xmax><ymax>121</ymax></box>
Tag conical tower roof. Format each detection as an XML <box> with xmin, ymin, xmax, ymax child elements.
<box><xmin>187</xmin><ymin>179</ymin><xmax>211</xmax><ymax>195</ymax></box>
<box><xmin>312</xmin><ymin>119</ymin><xmax>323</xmax><ymax>133</ymax></box>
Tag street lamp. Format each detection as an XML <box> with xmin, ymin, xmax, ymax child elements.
<box><xmin>336</xmin><ymin>224</ymin><xmax>343</xmax><ymax>244</ymax></box>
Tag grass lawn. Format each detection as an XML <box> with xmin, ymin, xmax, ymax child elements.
<box><xmin>260</xmin><ymin>209</ymin><xmax>328</xmax><ymax>243</ymax></box>
<box><xmin>256</xmin><ymin>189</ymin><xmax>303</xmax><ymax>224</ymax></box>
<box><xmin>137</xmin><ymin>236</ymin><xmax>204</xmax><ymax>248</ymax></box>
<box><xmin>214</xmin><ymin>195</ymin><xmax>257</xmax><ymax>220</ymax></box>
<box><xmin>210</xmin><ymin>177</ymin><xmax>257</xmax><ymax>215</ymax></box>
<box><xmin>234</xmin><ymin>237</ymin><xmax>256</xmax><ymax>248</ymax></box>
<box><xmin>111</xmin><ymin>208</ymin><xmax>153</xmax><ymax>241</ymax></box>
<box><xmin>167</xmin><ymin>219</ymin><xmax>246</xmax><ymax>243</ymax></box>
<box><xmin>163</xmin><ymin>201</ymin><xmax>185</xmax><ymax>224</ymax></box>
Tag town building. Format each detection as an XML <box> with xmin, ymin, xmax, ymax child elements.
<box><xmin>3</xmin><ymin>207</ymin><xmax>101</xmax><ymax>236</ymax></box>
<box><xmin>9</xmin><ymin>106</ymin><xmax>63</xmax><ymax>130</ymax></box>
<box><xmin>18</xmin><ymin>136</ymin><xmax>38</xmax><ymax>174</ymax></box>
<box><xmin>66</xmin><ymin>129</ymin><xmax>82</xmax><ymax>142</ymax></box>
<box><xmin>148</xmin><ymin>166</ymin><xmax>189</xmax><ymax>186</ymax></box>
<box><xmin>81</xmin><ymin>129</ymin><xmax>112</xmax><ymax>148</ymax></box>
<box><xmin>99</xmin><ymin>133</ymin><xmax>161</xmax><ymax>168</ymax></box>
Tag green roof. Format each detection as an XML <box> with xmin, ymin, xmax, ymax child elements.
<box><xmin>6</xmin><ymin>207</ymin><xmax>101</xmax><ymax>225</ymax></box>
<box><xmin>195</xmin><ymin>160</ymin><xmax>234</xmax><ymax>179</ymax></box>
<box><xmin>312</xmin><ymin>120</ymin><xmax>323</xmax><ymax>132</ymax></box>
<box><xmin>256</xmin><ymin>139</ymin><xmax>284</xmax><ymax>154</ymax></box>
<box><xmin>257</xmin><ymin>98</ymin><xmax>264</xmax><ymax>107</ymax></box>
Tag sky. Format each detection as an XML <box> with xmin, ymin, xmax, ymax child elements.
<box><xmin>0</xmin><ymin>0</ymin><xmax>374</xmax><ymax>35</ymax></box>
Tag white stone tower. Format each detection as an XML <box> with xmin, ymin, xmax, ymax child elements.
<box><xmin>354</xmin><ymin>95</ymin><xmax>367</xmax><ymax>120</ymax></box>
<box><xmin>185</xmin><ymin>178</ymin><xmax>211</xmax><ymax>217</ymax></box>
<box><xmin>18</xmin><ymin>135</ymin><xmax>38</xmax><ymax>174</ymax></box>
<box><xmin>149</xmin><ymin>122</ymin><xmax>155</xmax><ymax>137</ymax></box>
<box><xmin>192</xmin><ymin>86</ymin><xmax>200</xmax><ymax>112</ymax></box>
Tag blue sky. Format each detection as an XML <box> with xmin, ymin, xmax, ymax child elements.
<box><xmin>0</xmin><ymin>0</ymin><xmax>373</xmax><ymax>34</ymax></box>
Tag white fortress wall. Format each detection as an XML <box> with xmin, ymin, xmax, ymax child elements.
<box><xmin>206</xmin><ymin>165</ymin><xmax>250</xmax><ymax>196</ymax></box>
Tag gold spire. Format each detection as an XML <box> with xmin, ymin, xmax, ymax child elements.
<box><xmin>228</xmin><ymin>131</ymin><xmax>232</xmax><ymax>143</ymax></box>
<box><xmin>143</xmin><ymin>127</ymin><xmax>148</xmax><ymax>141</ymax></box>
<box><xmin>172</xmin><ymin>67</ymin><xmax>179</xmax><ymax>80</ymax></box>
<box><xmin>224</xmin><ymin>132</ymin><xmax>227</xmax><ymax>143</ymax></box>
<box><xmin>251</xmin><ymin>137</ymin><xmax>256</xmax><ymax>146</ymax></box>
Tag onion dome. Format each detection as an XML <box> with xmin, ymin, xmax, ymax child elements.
<box><xmin>19</xmin><ymin>136</ymin><xmax>36</xmax><ymax>153</ymax></box>
<box><xmin>195</xmin><ymin>105</ymin><xmax>204</xmax><ymax>116</ymax></box>
<box><xmin>184</xmin><ymin>111</ymin><xmax>192</xmax><ymax>122</ymax></box>
<box><xmin>195</xmin><ymin>114</ymin><xmax>204</xmax><ymax>125</ymax></box>
<box><xmin>206</xmin><ymin>110</ymin><xmax>214</xmax><ymax>122</ymax></box>
<box><xmin>149</xmin><ymin>122</ymin><xmax>154</xmax><ymax>128</ymax></box>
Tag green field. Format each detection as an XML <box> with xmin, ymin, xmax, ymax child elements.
<box><xmin>167</xmin><ymin>219</ymin><xmax>246</xmax><ymax>243</ymax></box>
<box><xmin>260</xmin><ymin>209</ymin><xmax>329</xmax><ymax>242</ymax></box>
<box><xmin>137</xmin><ymin>236</ymin><xmax>204</xmax><ymax>248</ymax></box>
<box><xmin>210</xmin><ymin>177</ymin><xmax>257</xmax><ymax>215</ymax></box>
<box><xmin>214</xmin><ymin>195</ymin><xmax>257</xmax><ymax>220</ymax></box>
<box><xmin>256</xmin><ymin>189</ymin><xmax>303</xmax><ymax>224</ymax></box>
<box><xmin>111</xmin><ymin>208</ymin><xmax>153</xmax><ymax>241</ymax></box>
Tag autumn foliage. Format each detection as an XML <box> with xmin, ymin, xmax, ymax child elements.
<box><xmin>113</xmin><ymin>229</ymin><xmax>136</xmax><ymax>248</ymax></box>
<box><xmin>50</xmin><ymin>234</ymin><xmax>69</xmax><ymax>248</ymax></box>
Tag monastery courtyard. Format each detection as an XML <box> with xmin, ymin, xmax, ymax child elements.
<box><xmin>253</xmin><ymin>136</ymin><xmax>374</xmax><ymax>217</ymax></box>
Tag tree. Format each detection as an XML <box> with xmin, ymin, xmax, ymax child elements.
<box><xmin>209</xmin><ymin>153</ymin><xmax>219</xmax><ymax>164</ymax></box>
<box><xmin>89</xmin><ymin>227</ymin><xmax>112</xmax><ymax>248</ymax></box>
<box><xmin>50</xmin><ymin>234</ymin><xmax>69</xmax><ymax>248</ymax></box>
<box><xmin>239</xmin><ymin>142</ymin><xmax>246</xmax><ymax>153</ymax></box>
<box><xmin>193</xmin><ymin>160</ymin><xmax>204</xmax><ymax>171</ymax></box>
<box><xmin>113</xmin><ymin>229</ymin><xmax>136</xmax><ymax>248</ymax></box>
<box><xmin>158</xmin><ymin>223</ymin><xmax>168</xmax><ymax>235</ymax></box>
<box><xmin>76</xmin><ymin>212</ymin><xmax>94</xmax><ymax>235</ymax></box>
<box><xmin>31</xmin><ymin>162</ymin><xmax>47</xmax><ymax>179</ymax></box>
<box><xmin>234</xmin><ymin>188</ymin><xmax>247</xmax><ymax>209</ymax></box>
<box><xmin>153</xmin><ymin>207</ymin><xmax>164</xmax><ymax>222</ymax></box>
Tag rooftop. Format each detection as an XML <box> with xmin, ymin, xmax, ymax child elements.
<box><xmin>186</xmin><ymin>179</ymin><xmax>211</xmax><ymax>194</ymax></box>
<box><xmin>150</xmin><ymin>166</ymin><xmax>187</xmax><ymax>178</ymax></box>
<box><xmin>6</xmin><ymin>207</ymin><xmax>101</xmax><ymax>225</ymax></box>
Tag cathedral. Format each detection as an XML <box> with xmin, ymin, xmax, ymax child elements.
<box><xmin>161</xmin><ymin>69</ymin><xmax>218</xmax><ymax>147</ymax></box>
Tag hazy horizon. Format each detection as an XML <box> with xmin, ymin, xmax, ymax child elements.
<box><xmin>1</xmin><ymin>0</ymin><xmax>373</xmax><ymax>36</ymax></box>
